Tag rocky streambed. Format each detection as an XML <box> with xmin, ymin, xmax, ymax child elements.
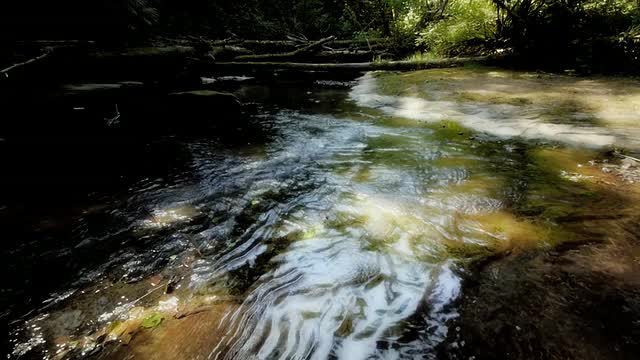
<box><xmin>4</xmin><ymin>66</ymin><xmax>640</xmax><ymax>360</ymax></box>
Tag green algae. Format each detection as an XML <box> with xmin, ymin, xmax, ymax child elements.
<box><xmin>515</xmin><ymin>147</ymin><xmax>607</xmax><ymax>222</ymax></box>
<box><xmin>141</xmin><ymin>313</ymin><xmax>164</xmax><ymax>329</ymax></box>
<box><xmin>301</xmin><ymin>311</ymin><xmax>322</xmax><ymax>320</ymax></box>
<box><xmin>372</xmin><ymin>66</ymin><xmax>640</xmax><ymax>135</ymax></box>
<box><xmin>372</xmin><ymin>67</ymin><xmax>510</xmax><ymax>99</ymax></box>
<box><xmin>375</xmin><ymin>116</ymin><xmax>434</xmax><ymax>129</ymax></box>
<box><xmin>428</xmin><ymin>120</ymin><xmax>475</xmax><ymax>142</ymax></box>
<box><xmin>441</xmin><ymin>241</ymin><xmax>494</xmax><ymax>259</ymax></box>
<box><xmin>351</xmin><ymin>166</ymin><xmax>372</xmax><ymax>183</ymax></box>
<box><xmin>455</xmin><ymin>91</ymin><xmax>532</xmax><ymax>106</ymax></box>
<box><xmin>335</xmin><ymin>316</ymin><xmax>355</xmax><ymax>337</ymax></box>
<box><xmin>342</xmin><ymin>80</ymin><xmax>626</xmax><ymax>261</ymax></box>
<box><xmin>301</xmin><ymin>224</ymin><xmax>324</xmax><ymax>240</ymax></box>
<box><xmin>364</xmin><ymin>273</ymin><xmax>387</xmax><ymax>290</ymax></box>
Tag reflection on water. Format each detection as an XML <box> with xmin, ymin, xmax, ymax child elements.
<box><xmin>140</xmin><ymin>206</ymin><xmax>203</xmax><ymax>229</ymax></box>
<box><xmin>190</xmin><ymin>111</ymin><xmax>478</xmax><ymax>359</ymax></box>
<box><xmin>353</xmin><ymin>69</ymin><xmax>640</xmax><ymax>150</ymax></box>
<box><xmin>5</xmin><ymin>69</ymin><xmax>640</xmax><ymax>359</ymax></box>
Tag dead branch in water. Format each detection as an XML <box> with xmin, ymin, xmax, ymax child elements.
<box><xmin>1</xmin><ymin>49</ymin><xmax>52</xmax><ymax>78</ymax></box>
<box><xmin>208</xmin><ymin>37</ymin><xmax>246</xmax><ymax>47</ymax></box>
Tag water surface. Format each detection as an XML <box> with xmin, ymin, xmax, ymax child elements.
<box><xmin>5</xmin><ymin>68</ymin><xmax>640</xmax><ymax>360</ymax></box>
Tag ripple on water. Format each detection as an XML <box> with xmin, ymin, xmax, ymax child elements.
<box><xmin>10</xmin><ymin>78</ymin><xmax>591</xmax><ymax>359</ymax></box>
<box><xmin>194</xmin><ymin>112</ymin><xmax>509</xmax><ymax>359</ymax></box>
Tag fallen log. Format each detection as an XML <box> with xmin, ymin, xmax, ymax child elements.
<box><xmin>208</xmin><ymin>38</ymin><xmax>246</xmax><ymax>47</ymax></box>
<box><xmin>231</xmin><ymin>50</ymin><xmax>376</xmax><ymax>64</ymax></box>
<box><xmin>314</xmin><ymin>50</ymin><xmax>376</xmax><ymax>63</ymax></box>
<box><xmin>210</xmin><ymin>45</ymin><xmax>253</xmax><ymax>61</ymax></box>
<box><xmin>234</xmin><ymin>36</ymin><xmax>336</xmax><ymax>62</ymax></box>
<box><xmin>211</xmin><ymin>38</ymin><xmax>386</xmax><ymax>47</ymax></box>
<box><xmin>237</xmin><ymin>40</ymin><xmax>299</xmax><ymax>53</ymax></box>
<box><xmin>330</xmin><ymin>38</ymin><xmax>388</xmax><ymax>47</ymax></box>
<box><xmin>214</xmin><ymin>56</ymin><xmax>494</xmax><ymax>73</ymax></box>
<box><xmin>240</xmin><ymin>38</ymin><xmax>387</xmax><ymax>51</ymax></box>
<box><xmin>163</xmin><ymin>38</ymin><xmax>391</xmax><ymax>55</ymax></box>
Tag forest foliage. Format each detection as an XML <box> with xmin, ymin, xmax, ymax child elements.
<box><xmin>2</xmin><ymin>0</ymin><xmax>639</xmax><ymax>72</ymax></box>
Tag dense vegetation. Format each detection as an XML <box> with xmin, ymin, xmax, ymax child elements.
<box><xmin>2</xmin><ymin>0</ymin><xmax>639</xmax><ymax>72</ymax></box>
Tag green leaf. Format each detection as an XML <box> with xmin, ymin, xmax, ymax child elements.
<box><xmin>141</xmin><ymin>313</ymin><xmax>164</xmax><ymax>329</ymax></box>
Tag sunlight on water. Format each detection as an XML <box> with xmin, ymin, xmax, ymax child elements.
<box><xmin>195</xmin><ymin>111</ymin><xmax>517</xmax><ymax>359</ymax></box>
<box><xmin>11</xmin><ymin>69</ymin><xmax>635</xmax><ymax>360</ymax></box>
<box><xmin>351</xmin><ymin>71</ymin><xmax>640</xmax><ymax>149</ymax></box>
<box><xmin>139</xmin><ymin>206</ymin><xmax>202</xmax><ymax>229</ymax></box>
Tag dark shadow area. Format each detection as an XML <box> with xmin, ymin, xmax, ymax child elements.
<box><xmin>435</xmin><ymin>145</ymin><xmax>640</xmax><ymax>360</ymax></box>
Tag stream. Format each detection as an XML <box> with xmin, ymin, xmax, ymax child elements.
<box><xmin>3</xmin><ymin>67</ymin><xmax>640</xmax><ymax>360</ymax></box>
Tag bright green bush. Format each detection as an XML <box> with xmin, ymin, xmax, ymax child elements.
<box><xmin>416</xmin><ymin>0</ymin><xmax>497</xmax><ymax>57</ymax></box>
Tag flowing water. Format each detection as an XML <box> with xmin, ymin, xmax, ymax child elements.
<box><xmin>3</xmin><ymin>67</ymin><xmax>640</xmax><ymax>360</ymax></box>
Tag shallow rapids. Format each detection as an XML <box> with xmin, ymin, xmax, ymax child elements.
<box><xmin>6</xmin><ymin>67</ymin><xmax>640</xmax><ymax>360</ymax></box>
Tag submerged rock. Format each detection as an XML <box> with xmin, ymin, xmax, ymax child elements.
<box><xmin>437</xmin><ymin>164</ymin><xmax>640</xmax><ymax>360</ymax></box>
<box><xmin>622</xmin><ymin>157</ymin><xmax>638</xmax><ymax>170</ymax></box>
<box><xmin>165</xmin><ymin>90</ymin><xmax>242</xmax><ymax>122</ymax></box>
<box><xmin>137</xmin><ymin>206</ymin><xmax>204</xmax><ymax>230</ymax></box>
<box><xmin>168</xmin><ymin>90</ymin><xmax>241</xmax><ymax>106</ymax></box>
<box><xmin>438</xmin><ymin>237</ymin><xmax>640</xmax><ymax>360</ymax></box>
<box><xmin>101</xmin><ymin>302</ymin><xmax>239</xmax><ymax>360</ymax></box>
